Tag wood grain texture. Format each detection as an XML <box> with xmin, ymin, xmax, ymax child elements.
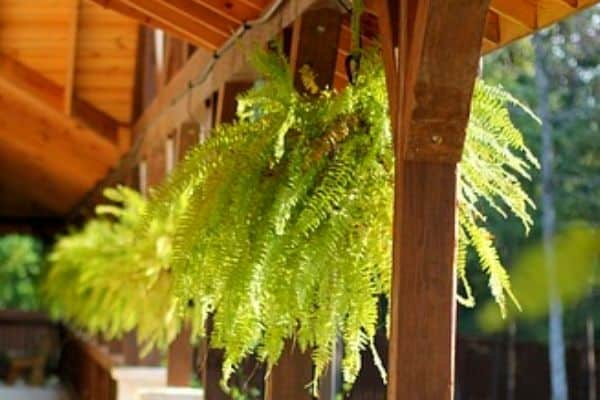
<box><xmin>390</xmin><ymin>161</ymin><xmax>458</xmax><ymax>400</ymax></box>
<box><xmin>75</xmin><ymin>0</ymin><xmax>139</xmax><ymax>123</ymax></box>
<box><xmin>0</xmin><ymin>76</ymin><xmax>119</xmax><ymax>214</ymax></box>
<box><xmin>380</xmin><ymin>1</ymin><xmax>491</xmax><ymax>399</ymax></box>
<box><xmin>0</xmin><ymin>52</ymin><xmax>121</xmax><ymax>142</ymax></box>
<box><xmin>265</xmin><ymin>342</ymin><xmax>314</xmax><ymax>400</ymax></box>
<box><xmin>402</xmin><ymin>0</ymin><xmax>492</xmax><ymax>164</ymax></box>
<box><xmin>145</xmin><ymin>140</ymin><xmax>167</xmax><ymax>188</ymax></box>
<box><xmin>289</xmin><ymin>4</ymin><xmax>343</xmax><ymax>91</ymax></box>
<box><xmin>215</xmin><ymin>81</ymin><xmax>254</xmax><ymax>125</ymax></box>
<box><xmin>167</xmin><ymin>325</ymin><xmax>194</xmax><ymax>386</ymax></box>
<box><xmin>64</xmin><ymin>0</ymin><xmax>81</xmax><ymax>114</ymax></box>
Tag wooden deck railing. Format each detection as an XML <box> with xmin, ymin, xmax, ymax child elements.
<box><xmin>0</xmin><ymin>310</ymin><xmax>57</xmax><ymax>353</ymax></box>
<box><xmin>59</xmin><ymin>330</ymin><xmax>119</xmax><ymax>400</ymax></box>
<box><xmin>0</xmin><ymin>310</ymin><xmax>59</xmax><ymax>385</ymax></box>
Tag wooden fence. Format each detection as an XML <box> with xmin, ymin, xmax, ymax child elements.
<box><xmin>348</xmin><ymin>334</ymin><xmax>599</xmax><ymax>400</ymax></box>
<box><xmin>0</xmin><ymin>310</ymin><xmax>59</xmax><ymax>383</ymax></box>
<box><xmin>2</xmin><ymin>309</ymin><xmax>598</xmax><ymax>399</ymax></box>
<box><xmin>0</xmin><ymin>310</ymin><xmax>117</xmax><ymax>400</ymax></box>
<box><xmin>59</xmin><ymin>329</ymin><xmax>118</xmax><ymax>400</ymax></box>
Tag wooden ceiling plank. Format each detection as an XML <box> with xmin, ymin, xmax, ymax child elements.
<box><xmin>117</xmin><ymin>0</ymin><xmax>227</xmax><ymax>48</ymax></box>
<box><xmin>0</xmin><ymin>53</ymin><xmax>64</xmax><ymax>110</ymax></box>
<box><xmin>91</xmin><ymin>0</ymin><xmax>220</xmax><ymax>50</ymax></box>
<box><xmin>73</xmin><ymin>97</ymin><xmax>121</xmax><ymax>142</ymax></box>
<box><xmin>65</xmin><ymin>0</ymin><xmax>81</xmax><ymax>115</ymax></box>
<box><xmin>0</xmin><ymin>140</ymin><xmax>86</xmax><ymax>214</ymax></box>
<box><xmin>192</xmin><ymin>0</ymin><xmax>261</xmax><ymax>24</ymax></box>
<box><xmin>76</xmin><ymin>0</ymin><xmax>140</xmax><ymax>125</ymax></box>
<box><xmin>234</xmin><ymin>0</ymin><xmax>270</xmax><ymax>12</ymax></box>
<box><xmin>558</xmin><ymin>0</ymin><xmax>578</xmax><ymax>7</ymax></box>
<box><xmin>0</xmin><ymin>53</ymin><xmax>121</xmax><ymax>143</ymax></box>
<box><xmin>154</xmin><ymin>0</ymin><xmax>239</xmax><ymax>36</ymax></box>
<box><xmin>490</xmin><ymin>0</ymin><xmax>537</xmax><ymax>29</ymax></box>
<box><xmin>0</xmin><ymin>79</ymin><xmax>118</xmax><ymax>178</ymax></box>
<box><xmin>485</xmin><ymin>10</ymin><xmax>501</xmax><ymax>44</ymax></box>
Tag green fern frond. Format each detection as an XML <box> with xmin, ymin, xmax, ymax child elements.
<box><xmin>46</xmin><ymin>47</ymin><xmax>537</xmax><ymax>392</ymax></box>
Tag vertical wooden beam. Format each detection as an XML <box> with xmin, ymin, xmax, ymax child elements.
<box><xmin>391</xmin><ymin>161</ymin><xmax>458</xmax><ymax>399</ymax></box>
<box><xmin>215</xmin><ymin>81</ymin><xmax>253</xmax><ymax>124</ymax></box>
<box><xmin>145</xmin><ymin>140</ymin><xmax>166</xmax><ymax>188</ymax></box>
<box><xmin>165</xmin><ymin>36</ymin><xmax>188</xmax><ymax>84</ymax></box>
<box><xmin>132</xmin><ymin>26</ymin><xmax>158</xmax><ymax>125</ymax></box>
<box><xmin>375</xmin><ymin>1</ymin><xmax>492</xmax><ymax>399</ymax></box>
<box><xmin>200</xmin><ymin>317</ymin><xmax>228</xmax><ymax>400</ymax></box>
<box><xmin>265</xmin><ymin>3</ymin><xmax>342</xmax><ymax>400</ymax></box>
<box><xmin>117</xmin><ymin>126</ymin><xmax>131</xmax><ymax>155</ymax></box>
<box><xmin>122</xmin><ymin>331</ymin><xmax>140</xmax><ymax>365</ymax></box>
<box><xmin>265</xmin><ymin>344</ymin><xmax>314</xmax><ymax>400</ymax></box>
<box><xmin>166</xmin><ymin>128</ymin><xmax>194</xmax><ymax>387</ymax></box>
<box><xmin>167</xmin><ymin>325</ymin><xmax>194</xmax><ymax>386</ymax></box>
<box><xmin>64</xmin><ymin>0</ymin><xmax>80</xmax><ymax>115</ymax></box>
<box><xmin>288</xmin><ymin>2</ymin><xmax>342</xmax><ymax>91</ymax></box>
<box><xmin>177</xmin><ymin>121</ymin><xmax>199</xmax><ymax>160</ymax></box>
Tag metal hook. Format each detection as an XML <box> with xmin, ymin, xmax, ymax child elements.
<box><xmin>345</xmin><ymin>52</ymin><xmax>361</xmax><ymax>85</ymax></box>
<box><xmin>186</xmin><ymin>81</ymin><xmax>200</xmax><ymax>125</ymax></box>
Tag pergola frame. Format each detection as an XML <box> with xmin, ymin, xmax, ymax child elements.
<box><xmin>49</xmin><ymin>0</ymin><xmax>598</xmax><ymax>398</ymax></box>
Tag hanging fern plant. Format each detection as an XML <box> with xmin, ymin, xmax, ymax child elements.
<box><xmin>137</xmin><ymin>47</ymin><xmax>539</xmax><ymax>390</ymax></box>
<box><xmin>44</xmin><ymin>186</ymin><xmax>185</xmax><ymax>353</ymax></box>
<box><xmin>44</xmin><ymin>44</ymin><xmax>538</xmax><ymax>393</ymax></box>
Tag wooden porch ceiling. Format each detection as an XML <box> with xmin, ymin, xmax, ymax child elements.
<box><xmin>0</xmin><ymin>0</ymin><xmax>597</xmax><ymax>219</ymax></box>
<box><xmin>89</xmin><ymin>0</ymin><xmax>599</xmax><ymax>87</ymax></box>
<box><xmin>0</xmin><ymin>0</ymin><xmax>139</xmax><ymax>217</ymax></box>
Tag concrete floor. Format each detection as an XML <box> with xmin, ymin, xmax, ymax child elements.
<box><xmin>0</xmin><ymin>381</ymin><xmax>69</xmax><ymax>400</ymax></box>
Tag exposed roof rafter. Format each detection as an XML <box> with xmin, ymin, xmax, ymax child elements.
<box><xmin>559</xmin><ymin>0</ymin><xmax>579</xmax><ymax>8</ymax></box>
<box><xmin>0</xmin><ymin>53</ymin><xmax>122</xmax><ymax>143</ymax></box>
<box><xmin>490</xmin><ymin>0</ymin><xmax>537</xmax><ymax>30</ymax></box>
<box><xmin>154</xmin><ymin>0</ymin><xmax>238</xmax><ymax>36</ymax></box>
<box><xmin>98</xmin><ymin>0</ymin><xmax>228</xmax><ymax>50</ymax></box>
<box><xmin>485</xmin><ymin>11</ymin><xmax>502</xmax><ymax>44</ymax></box>
<box><xmin>64</xmin><ymin>0</ymin><xmax>81</xmax><ymax>115</ymax></box>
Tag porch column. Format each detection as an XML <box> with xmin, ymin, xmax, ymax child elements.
<box><xmin>374</xmin><ymin>1</ymin><xmax>491</xmax><ymax>399</ymax></box>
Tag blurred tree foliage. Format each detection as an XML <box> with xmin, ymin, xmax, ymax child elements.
<box><xmin>460</xmin><ymin>6</ymin><xmax>600</xmax><ymax>343</ymax></box>
<box><xmin>0</xmin><ymin>234</ymin><xmax>44</xmax><ymax>310</ymax></box>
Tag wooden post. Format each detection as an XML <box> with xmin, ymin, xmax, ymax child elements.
<box><xmin>165</xmin><ymin>130</ymin><xmax>196</xmax><ymax>386</ymax></box>
<box><xmin>118</xmin><ymin>142</ymin><xmax>167</xmax><ymax>368</ymax></box>
<box><xmin>122</xmin><ymin>331</ymin><xmax>140</xmax><ymax>365</ymax></box>
<box><xmin>165</xmin><ymin>36</ymin><xmax>187</xmax><ymax>84</ymax></box>
<box><xmin>265</xmin><ymin>3</ymin><xmax>342</xmax><ymax>400</ymax></box>
<box><xmin>374</xmin><ymin>1</ymin><xmax>491</xmax><ymax>399</ymax></box>
<box><xmin>168</xmin><ymin>325</ymin><xmax>194</xmax><ymax>386</ymax></box>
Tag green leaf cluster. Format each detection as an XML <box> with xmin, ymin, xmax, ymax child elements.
<box><xmin>0</xmin><ymin>234</ymin><xmax>44</xmax><ymax>310</ymax></box>
<box><xmin>44</xmin><ymin>48</ymin><xmax>538</xmax><ymax>391</ymax></box>
<box><xmin>44</xmin><ymin>186</ymin><xmax>183</xmax><ymax>352</ymax></box>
